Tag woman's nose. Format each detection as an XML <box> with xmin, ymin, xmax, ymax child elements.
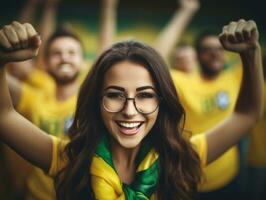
<box><xmin>121</xmin><ymin>99</ymin><xmax>138</xmax><ymax>117</ymax></box>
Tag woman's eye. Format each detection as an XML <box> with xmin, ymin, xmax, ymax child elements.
<box><xmin>137</xmin><ymin>92</ymin><xmax>156</xmax><ymax>99</ymax></box>
<box><xmin>105</xmin><ymin>92</ymin><xmax>124</xmax><ymax>99</ymax></box>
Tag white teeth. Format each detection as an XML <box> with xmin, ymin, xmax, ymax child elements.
<box><xmin>118</xmin><ymin>122</ymin><xmax>141</xmax><ymax>128</ymax></box>
<box><xmin>60</xmin><ymin>64</ymin><xmax>72</xmax><ymax>73</ymax></box>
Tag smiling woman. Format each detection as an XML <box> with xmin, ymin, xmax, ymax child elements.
<box><xmin>55</xmin><ymin>40</ymin><xmax>202</xmax><ymax>199</ymax></box>
<box><xmin>100</xmin><ymin>61</ymin><xmax>160</xmax><ymax>149</ymax></box>
<box><xmin>0</xmin><ymin>20</ymin><xmax>264</xmax><ymax>200</ymax></box>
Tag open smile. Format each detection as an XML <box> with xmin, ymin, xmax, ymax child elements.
<box><xmin>58</xmin><ymin>64</ymin><xmax>73</xmax><ymax>73</ymax></box>
<box><xmin>115</xmin><ymin>121</ymin><xmax>144</xmax><ymax>136</ymax></box>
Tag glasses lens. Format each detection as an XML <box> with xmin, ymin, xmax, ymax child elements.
<box><xmin>135</xmin><ymin>92</ymin><xmax>159</xmax><ymax>114</ymax></box>
<box><xmin>102</xmin><ymin>92</ymin><xmax>125</xmax><ymax>112</ymax></box>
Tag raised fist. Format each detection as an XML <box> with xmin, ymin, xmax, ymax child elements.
<box><xmin>0</xmin><ymin>21</ymin><xmax>41</xmax><ymax>66</ymax></box>
<box><xmin>219</xmin><ymin>19</ymin><xmax>259</xmax><ymax>53</ymax></box>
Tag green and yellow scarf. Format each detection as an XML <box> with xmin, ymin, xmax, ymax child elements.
<box><xmin>90</xmin><ymin>136</ymin><xmax>159</xmax><ymax>200</ymax></box>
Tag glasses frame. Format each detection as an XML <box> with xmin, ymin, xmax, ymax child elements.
<box><xmin>199</xmin><ymin>46</ymin><xmax>224</xmax><ymax>53</ymax></box>
<box><xmin>101</xmin><ymin>93</ymin><xmax>162</xmax><ymax>115</ymax></box>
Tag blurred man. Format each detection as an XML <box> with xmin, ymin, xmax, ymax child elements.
<box><xmin>1</xmin><ymin>0</ymin><xmax>59</xmax><ymax>199</ymax></box>
<box><xmin>6</xmin><ymin>26</ymin><xmax>85</xmax><ymax>200</ymax></box>
<box><xmin>155</xmin><ymin>0</ymin><xmax>199</xmax><ymax>76</ymax></box>
<box><xmin>172</xmin><ymin>31</ymin><xmax>243</xmax><ymax>199</ymax></box>
<box><xmin>4</xmin><ymin>0</ymin><xmax>119</xmax><ymax>199</ymax></box>
<box><xmin>155</xmin><ymin>0</ymin><xmax>200</xmax><ymax>66</ymax></box>
<box><xmin>196</xmin><ymin>32</ymin><xmax>226</xmax><ymax>78</ymax></box>
<box><xmin>155</xmin><ymin>0</ymin><xmax>242</xmax><ymax>197</ymax></box>
<box><xmin>171</xmin><ymin>43</ymin><xmax>198</xmax><ymax>73</ymax></box>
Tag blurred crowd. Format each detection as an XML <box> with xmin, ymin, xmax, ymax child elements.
<box><xmin>0</xmin><ymin>0</ymin><xmax>265</xmax><ymax>199</ymax></box>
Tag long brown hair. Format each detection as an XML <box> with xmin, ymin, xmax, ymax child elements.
<box><xmin>55</xmin><ymin>40</ymin><xmax>202</xmax><ymax>200</ymax></box>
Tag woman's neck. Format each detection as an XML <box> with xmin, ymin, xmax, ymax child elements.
<box><xmin>111</xmin><ymin>140</ymin><xmax>141</xmax><ymax>184</ymax></box>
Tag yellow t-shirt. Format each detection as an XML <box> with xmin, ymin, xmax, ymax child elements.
<box><xmin>171</xmin><ymin>65</ymin><xmax>242</xmax><ymax>192</ymax></box>
<box><xmin>247</xmin><ymin>82</ymin><xmax>266</xmax><ymax>167</ymax></box>
<box><xmin>24</xmin><ymin>69</ymin><xmax>56</xmax><ymax>96</ymax></box>
<box><xmin>22</xmin><ymin>60</ymin><xmax>92</xmax><ymax>109</ymax></box>
<box><xmin>79</xmin><ymin>59</ymin><xmax>92</xmax><ymax>83</ymax></box>
<box><xmin>17</xmin><ymin>84</ymin><xmax>77</xmax><ymax>200</ymax></box>
<box><xmin>24</xmin><ymin>59</ymin><xmax>92</xmax><ymax>96</ymax></box>
<box><xmin>48</xmin><ymin>134</ymin><xmax>207</xmax><ymax>190</ymax></box>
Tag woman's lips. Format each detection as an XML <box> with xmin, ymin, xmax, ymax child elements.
<box><xmin>116</xmin><ymin>121</ymin><xmax>143</xmax><ymax>136</ymax></box>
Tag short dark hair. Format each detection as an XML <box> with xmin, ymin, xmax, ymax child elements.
<box><xmin>44</xmin><ymin>27</ymin><xmax>85</xmax><ymax>58</ymax></box>
<box><xmin>195</xmin><ymin>30</ymin><xmax>218</xmax><ymax>53</ymax></box>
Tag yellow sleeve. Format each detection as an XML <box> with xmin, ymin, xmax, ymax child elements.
<box><xmin>48</xmin><ymin>136</ymin><xmax>68</xmax><ymax>177</ymax></box>
<box><xmin>190</xmin><ymin>134</ymin><xmax>207</xmax><ymax>167</ymax></box>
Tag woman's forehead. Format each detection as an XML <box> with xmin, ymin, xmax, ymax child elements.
<box><xmin>103</xmin><ymin>60</ymin><xmax>155</xmax><ymax>89</ymax></box>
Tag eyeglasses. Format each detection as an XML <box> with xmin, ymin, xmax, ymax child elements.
<box><xmin>102</xmin><ymin>91</ymin><xmax>161</xmax><ymax>114</ymax></box>
<box><xmin>199</xmin><ymin>46</ymin><xmax>223</xmax><ymax>53</ymax></box>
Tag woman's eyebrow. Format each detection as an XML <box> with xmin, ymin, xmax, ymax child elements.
<box><xmin>136</xmin><ymin>86</ymin><xmax>156</xmax><ymax>91</ymax></box>
<box><xmin>104</xmin><ymin>86</ymin><xmax>125</xmax><ymax>91</ymax></box>
<box><xmin>104</xmin><ymin>85</ymin><xmax>155</xmax><ymax>92</ymax></box>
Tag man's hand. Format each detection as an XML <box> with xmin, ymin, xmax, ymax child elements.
<box><xmin>179</xmin><ymin>0</ymin><xmax>200</xmax><ymax>12</ymax></box>
<box><xmin>103</xmin><ymin>0</ymin><xmax>119</xmax><ymax>8</ymax></box>
<box><xmin>219</xmin><ymin>19</ymin><xmax>259</xmax><ymax>53</ymax></box>
<box><xmin>0</xmin><ymin>21</ymin><xmax>41</xmax><ymax>66</ymax></box>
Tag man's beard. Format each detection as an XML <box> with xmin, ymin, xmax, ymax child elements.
<box><xmin>200</xmin><ymin>61</ymin><xmax>223</xmax><ymax>78</ymax></box>
<box><xmin>49</xmin><ymin>70</ymin><xmax>80</xmax><ymax>85</ymax></box>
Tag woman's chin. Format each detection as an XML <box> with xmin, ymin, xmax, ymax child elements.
<box><xmin>115</xmin><ymin>136</ymin><xmax>142</xmax><ymax>149</ymax></box>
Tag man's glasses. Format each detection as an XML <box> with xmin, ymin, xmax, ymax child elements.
<box><xmin>199</xmin><ymin>46</ymin><xmax>223</xmax><ymax>53</ymax></box>
<box><xmin>102</xmin><ymin>91</ymin><xmax>161</xmax><ymax>114</ymax></box>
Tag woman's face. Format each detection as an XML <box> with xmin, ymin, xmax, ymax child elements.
<box><xmin>101</xmin><ymin>60</ymin><xmax>159</xmax><ymax>149</ymax></box>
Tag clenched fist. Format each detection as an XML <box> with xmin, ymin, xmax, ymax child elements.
<box><xmin>0</xmin><ymin>21</ymin><xmax>41</xmax><ymax>66</ymax></box>
<box><xmin>219</xmin><ymin>19</ymin><xmax>259</xmax><ymax>53</ymax></box>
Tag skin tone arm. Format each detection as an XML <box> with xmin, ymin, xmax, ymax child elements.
<box><xmin>5</xmin><ymin>4</ymin><xmax>59</xmax><ymax>189</ymax></box>
<box><xmin>6</xmin><ymin>0</ymin><xmax>60</xmax><ymax>107</ymax></box>
<box><xmin>99</xmin><ymin>0</ymin><xmax>119</xmax><ymax>53</ymax></box>
<box><xmin>39</xmin><ymin>0</ymin><xmax>60</xmax><ymax>46</ymax></box>
<box><xmin>154</xmin><ymin>0</ymin><xmax>200</xmax><ymax>61</ymax></box>
<box><xmin>36</xmin><ymin>0</ymin><xmax>60</xmax><ymax>67</ymax></box>
<box><xmin>8</xmin><ymin>0</ymin><xmax>59</xmax><ymax>79</ymax></box>
<box><xmin>6</xmin><ymin>74</ymin><xmax>22</xmax><ymax>107</ymax></box>
<box><xmin>7</xmin><ymin>0</ymin><xmax>39</xmax><ymax>80</ymax></box>
<box><xmin>19</xmin><ymin>0</ymin><xmax>39</xmax><ymax>23</ymax></box>
<box><xmin>0</xmin><ymin>22</ymin><xmax>52</xmax><ymax>172</ymax></box>
<box><xmin>206</xmin><ymin>19</ymin><xmax>264</xmax><ymax>164</ymax></box>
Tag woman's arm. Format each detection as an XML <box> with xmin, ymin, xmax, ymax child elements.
<box><xmin>206</xmin><ymin>19</ymin><xmax>264</xmax><ymax>164</ymax></box>
<box><xmin>6</xmin><ymin>0</ymin><xmax>39</xmax><ymax>80</ymax></box>
<box><xmin>8</xmin><ymin>0</ymin><xmax>60</xmax><ymax>79</ymax></box>
<box><xmin>0</xmin><ymin>21</ymin><xmax>53</xmax><ymax>172</ymax></box>
<box><xmin>154</xmin><ymin>0</ymin><xmax>200</xmax><ymax>61</ymax></box>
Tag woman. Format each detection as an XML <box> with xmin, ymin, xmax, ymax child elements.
<box><xmin>0</xmin><ymin>19</ymin><xmax>263</xmax><ymax>200</ymax></box>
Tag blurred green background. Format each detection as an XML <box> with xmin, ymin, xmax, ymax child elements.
<box><xmin>0</xmin><ymin>0</ymin><xmax>264</xmax><ymax>60</ymax></box>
